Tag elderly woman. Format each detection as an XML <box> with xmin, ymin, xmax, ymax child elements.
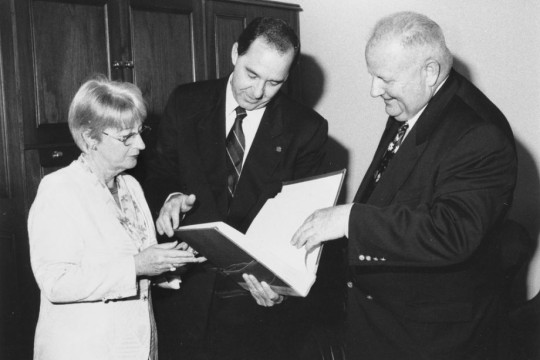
<box><xmin>28</xmin><ymin>75</ymin><xmax>201</xmax><ymax>360</ymax></box>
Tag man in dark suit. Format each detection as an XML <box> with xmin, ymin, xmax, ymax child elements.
<box><xmin>292</xmin><ymin>11</ymin><xmax>517</xmax><ymax>360</ymax></box>
<box><xmin>145</xmin><ymin>17</ymin><xmax>339</xmax><ymax>360</ymax></box>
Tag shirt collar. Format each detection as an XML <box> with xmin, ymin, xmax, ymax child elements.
<box><xmin>226</xmin><ymin>75</ymin><xmax>238</xmax><ymax>117</ymax></box>
<box><xmin>405</xmin><ymin>75</ymin><xmax>449</xmax><ymax>129</ymax></box>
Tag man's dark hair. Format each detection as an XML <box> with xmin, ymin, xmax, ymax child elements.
<box><xmin>237</xmin><ymin>17</ymin><xmax>300</xmax><ymax>58</ymax></box>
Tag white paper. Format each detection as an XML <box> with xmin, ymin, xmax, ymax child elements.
<box><xmin>246</xmin><ymin>171</ymin><xmax>345</xmax><ymax>274</ymax></box>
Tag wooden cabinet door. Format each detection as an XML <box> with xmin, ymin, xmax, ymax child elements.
<box><xmin>14</xmin><ymin>0</ymin><xmax>114</xmax><ymax>205</ymax></box>
<box><xmin>15</xmin><ymin>0</ymin><xmax>207</xmax><ymax>189</ymax></box>
<box><xmin>128</xmin><ymin>0</ymin><xmax>206</xmax><ymax>116</ymax></box>
<box><xmin>122</xmin><ymin>0</ymin><xmax>206</xmax><ymax>181</ymax></box>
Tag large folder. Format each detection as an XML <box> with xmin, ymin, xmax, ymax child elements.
<box><xmin>174</xmin><ymin>169</ymin><xmax>346</xmax><ymax>297</ymax></box>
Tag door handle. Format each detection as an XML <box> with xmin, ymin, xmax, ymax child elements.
<box><xmin>51</xmin><ymin>150</ymin><xmax>63</xmax><ymax>159</ymax></box>
<box><xmin>112</xmin><ymin>60</ymin><xmax>134</xmax><ymax>69</ymax></box>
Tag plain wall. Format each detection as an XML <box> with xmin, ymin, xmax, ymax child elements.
<box><xmin>294</xmin><ymin>0</ymin><xmax>540</xmax><ymax>298</ymax></box>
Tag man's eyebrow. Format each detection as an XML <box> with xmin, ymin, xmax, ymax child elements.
<box><xmin>245</xmin><ymin>66</ymin><xmax>258</xmax><ymax>77</ymax></box>
<box><xmin>245</xmin><ymin>66</ymin><xmax>285</xmax><ymax>83</ymax></box>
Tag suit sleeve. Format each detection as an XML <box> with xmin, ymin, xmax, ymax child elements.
<box><xmin>144</xmin><ymin>88</ymin><xmax>185</xmax><ymax>215</ymax></box>
<box><xmin>348</xmin><ymin>123</ymin><xmax>517</xmax><ymax>267</ymax></box>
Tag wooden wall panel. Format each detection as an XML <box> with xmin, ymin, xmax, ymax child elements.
<box><xmin>0</xmin><ymin>0</ymin><xmax>36</xmax><ymax>357</ymax></box>
<box><xmin>0</xmin><ymin>47</ymin><xmax>8</xmax><ymax>199</ymax></box>
<box><xmin>0</xmin><ymin>229</ymin><xmax>17</xmax><ymax>359</ymax></box>
<box><xmin>0</xmin><ymin>18</ymin><xmax>16</xmax><ymax>357</ymax></box>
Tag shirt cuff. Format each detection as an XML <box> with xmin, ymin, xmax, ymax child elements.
<box><xmin>344</xmin><ymin>203</ymin><xmax>354</xmax><ymax>238</ymax></box>
<box><xmin>165</xmin><ymin>192</ymin><xmax>184</xmax><ymax>203</ymax></box>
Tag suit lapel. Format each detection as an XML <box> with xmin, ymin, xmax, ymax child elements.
<box><xmin>353</xmin><ymin>118</ymin><xmax>399</xmax><ymax>202</ymax></box>
<box><xmin>244</xmin><ymin>98</ymin><xmax>290</xmax><ymax>176</ymax></box>
<box><xmin>367</xmin><ymin>127</ymin><xmax>427</xmax><ymax>206</ymax></box>
<box><xmin>228</xmin><ymin>96</ymin><xmax>290</xmax><ymax>231</ymax></box>
<box><xmin>413</xmin><ymin>71</ymin><xmax>458</xmax><ymax>145</ymax></box>
<box><xmin>355</xmin><ymin>71</ymin><xmax>459</xmax><ymax>206</ymax></box>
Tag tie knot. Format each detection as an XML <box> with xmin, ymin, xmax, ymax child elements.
<box><xmin>235</xmin><ymin>106</ymin><xmax>247</xmax><ymax>119</ymax></box>
<box><xmin>396</xmin><ymin>122</ymin><xmax>409</xmax><ymax>138</ymax></box>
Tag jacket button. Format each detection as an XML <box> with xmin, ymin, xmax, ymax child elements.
<box><xmin>347</xmin><ymin>281</ymin><xmax>353</xmax><ymax>288</ymax></box>
<box><xmin>366</xmin><ymin>295</ymin><xmax>373</xmax><ymax>300</ymax></box>
<box><xmin>366</xmin><ymin>256</ymin><xmax>371</xmax><ymax>261</ymax></box>
<box><xmin>359</xmin><ymin>255</ymin><xmax>365</xmax><ymax>261</ymax></box>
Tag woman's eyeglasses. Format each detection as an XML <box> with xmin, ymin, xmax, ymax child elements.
<box><xmin>102</xmin><ymin>125</ymin><xmax>151</xmax><ymax>146</ymax></box>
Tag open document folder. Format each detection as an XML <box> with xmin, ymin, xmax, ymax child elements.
<box><xmin>174</xmin><ymin>169</ymin><xmax>346</xmax><ymax>297</ymax></box>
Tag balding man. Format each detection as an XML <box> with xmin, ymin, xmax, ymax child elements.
<box><xmin>292</xmin><ymin>11</ymin><xmax>517</xmax><ymax>359</ymax></box>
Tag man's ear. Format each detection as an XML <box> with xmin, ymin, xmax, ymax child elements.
<box><xmin>424</xmin><ymin>59</ymin><xmax>441</xmax><ymax>87</ymax></box>
<box><xmin>231</xmin><ymin>42</ymin><xmax>239</xmax><ymax>66</ymax></box>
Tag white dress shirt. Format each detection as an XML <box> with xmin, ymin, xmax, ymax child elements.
<box><xmin>225</xmin><ymin>75</ymin><xmax>265</xmax><ymax>166</ymax></box>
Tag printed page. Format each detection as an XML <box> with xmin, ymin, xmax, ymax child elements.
<box><xmin>246</xmin><ymin>170</ymin><xmax>345</xmax><ymax>274</ymax></box>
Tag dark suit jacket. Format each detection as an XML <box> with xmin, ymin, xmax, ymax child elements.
<box><xmin>145</xmin><ymin>78</ymin><xmax>332</xmax><ymax>354</ymax></box>
<box><xmin>347</xmin><ymin>70</ymin><xmax>517</xmax><ymax>359</ymax></box>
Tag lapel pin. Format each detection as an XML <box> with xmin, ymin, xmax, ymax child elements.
<box><xmin>275</xmin><ymin>146</ymin><xmax>282</xmax><ymax>152</ymax></box>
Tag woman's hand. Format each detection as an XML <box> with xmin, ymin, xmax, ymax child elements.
<box><xmin>134</xmin><ymin>241</ymin><xmax>204</xmax><ymax>276</ymax></box>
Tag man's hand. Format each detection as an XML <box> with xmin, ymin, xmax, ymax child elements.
<box><xmin>156</xmin><ymin>193</ymin><xmax>196</xmax><ymax>237</ymax></box>
<box><xmin>242</xmin><ymin>274</ymin><xmax>285</xmax><ymax>307</ymax></box>
<box><xmin>290</xmin><ymin>204</ymin><xmax>353</xmax><ymax>252</ymax></box>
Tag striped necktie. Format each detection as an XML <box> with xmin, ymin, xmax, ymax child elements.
<box><xmin>226</xmin><ymin>107</ymin><xmax>247</xmax><ymax>200</ymax></box>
